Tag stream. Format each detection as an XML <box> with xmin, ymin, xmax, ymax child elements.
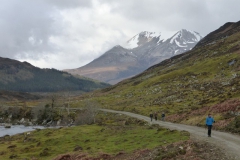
<box><xmin>0</xmin><ymin>125</ymin><xmax>45</xmax><ymax>137</ymax></box>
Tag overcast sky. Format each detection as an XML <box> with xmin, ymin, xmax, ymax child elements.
<box><xmin>1</xmin><ymin>0</ymin><xmax>240</xmax><ymax>70</ymax></box>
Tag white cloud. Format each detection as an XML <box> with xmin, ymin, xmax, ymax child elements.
<box><xmin>1</xmin><ymin>0</ymin><xmax>240</xmax><ymax>69</ymax></box>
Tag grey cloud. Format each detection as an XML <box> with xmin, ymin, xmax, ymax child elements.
<box><xmin>100</xmin><ymin>0</ymin><xmax>240</xmax><ymax>36</ymax></box>
<box><xmin>1</xmin><ymin>0</ymin><xmax>240</xmax><ymax>70</ymax></box>
<box><xmin>0</xmin><ymin>0</ymin><xmax>60</xmax><ymax>59</ymax></box>
<box><xmin>0</xmin><ymin>0</ymin><xmax>92</xmax><ymax>60</ymax></box>
<box><xmin>44</xmin><ymin>0</ymin><xmax>92</xmax><ymax>9</ymax></box>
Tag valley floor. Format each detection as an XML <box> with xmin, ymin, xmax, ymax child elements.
<box><xmin>101</xmin><ymin>109</ymin><xmax>240</xmax><ymax>159</ymax></box>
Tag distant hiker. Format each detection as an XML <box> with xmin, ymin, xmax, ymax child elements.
<box><xmin>154</xmin><ymin>112</ymin><xmax>158</xmax><ymax>121</ymax></box>
<box><xmin>161</xmin><ymin>112</ymin><xmax>165</xmax><ymax>121</ymax></box>
<box><xmin>150</xmin><ymin>111</ymin><xmax>153</xmax><ymax>121</ymax></box>
<box><xmin>206</xmin><ymin>114</ymin><xmax>215</xmax><ymax>137</ymax></box>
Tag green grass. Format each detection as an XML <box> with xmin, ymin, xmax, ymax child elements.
<box><xmin>0</xmin><ymin>123</ymin><xmax>189</xmax><ymax>160</ymax></box>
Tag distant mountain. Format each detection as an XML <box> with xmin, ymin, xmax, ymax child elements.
<box><xmin>0</xmin><ymin>57</ymin><xmax>110</xmax><ymax>92</ymax></box>
<box><xmin>65</xmin><ymin>29</ymin><xmax>202</xmax><ymax>84</ymax></box>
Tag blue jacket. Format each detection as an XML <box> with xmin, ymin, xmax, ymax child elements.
<box><xmin>206</xmin><ymin>116</ymin><xmax>215</xmax><ymax>125</ymax></box>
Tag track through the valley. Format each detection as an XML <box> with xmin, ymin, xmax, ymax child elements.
<box><xmin>100</xmin><ymin>109</ymin><xmax>240</xmax><ymax>159</ymax></box>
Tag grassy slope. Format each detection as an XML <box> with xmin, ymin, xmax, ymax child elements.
<box><xmin>0</xmin><ymin>57</ymin><xmax>110</xmax><ymax>92</ymax></box>
<box><xmin>72</xmin><ymin>28</ymin><xmax>240</xmax><ymax>133</ymax></box>
<box><xmin>0</xmin><ymin>113</ymin><xmax>188</xmax><ymax>160</ymax></box>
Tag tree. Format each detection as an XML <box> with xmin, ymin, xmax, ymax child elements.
<box><xmin>75</xmin><ymin>100</ymin><xmax>100</xmax><ymax>125</ymax></box>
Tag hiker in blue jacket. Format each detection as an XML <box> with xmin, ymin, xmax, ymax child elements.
<box><xmin>206</xmin><ymin>114</ymin><xmax>215</xmax><ymax>137</ymax></box>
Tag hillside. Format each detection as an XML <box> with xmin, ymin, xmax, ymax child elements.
<box><xmin>0</xmin><ymin>90</ymin><xmax>43</xmax><ymax>101</ymax></box>
<box><xmin>0</xmin><ymin>57</ymin><xmax>110</xmax><ymax>92</ymax></box>
<box><xmin>66</xmin><ymin>30</ymin><xmax>202</xmax><ymax>84</ymax></box>
<box><xmin>75</xmin><ymin>21</ymin><xmax>240</xmax><ymax>134</ymax></box>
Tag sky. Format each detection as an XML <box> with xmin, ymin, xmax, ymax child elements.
<box><xmin>1</xmin><ymin>0</ymin><xmax>240</xmax><ymax>70</ymax></box>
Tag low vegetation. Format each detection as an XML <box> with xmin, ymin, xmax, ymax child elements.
<box><xmin>0</xmin><ymin>113</ymin><xmax>189</xmax><ymax>160</ymax></box>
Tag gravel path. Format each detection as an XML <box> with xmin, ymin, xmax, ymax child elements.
<box><xmin>101</xmin><ymin>109</ymin><xmax>240</xmax><ymax>159</ymax></box>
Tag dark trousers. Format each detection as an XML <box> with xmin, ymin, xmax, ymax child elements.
<box><xmin>207</xmin><ymin>125</ymin><xmax>212</xmax><ymax>136</ymax></box>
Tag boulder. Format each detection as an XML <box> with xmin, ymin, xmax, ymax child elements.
<box><xmin>73</xmin><ymin>145</ymin><xmax>83</xmax><ymax>151</ymax></box>
<box><xmin>19</xmin><ymin>118</ymin><xmax>25</xmax><ymax>124</ymax></box>
<box><xmin>5</xmin><ymin>124</ymin><xmax>11</xmax><ymax>128</ymax></box>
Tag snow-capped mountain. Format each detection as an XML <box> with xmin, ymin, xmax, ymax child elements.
<box><xmin>126</xmin><ymin>29</ymin><xmax>203</xmax><ymax>66</ymax></box>
<box><xmin>168</xmin><ymin>29</ymin><xmax>202</xmax><ymax>54</ymax></box>
<box><xmin>126</xmin><ymin>31</ymin><xmax>161</xmax><ymax>49</ymax></box>
<box><xmin>65</xmin><ymin>29</ymin><xmax>202</xmax><ymax>84</ymax></box>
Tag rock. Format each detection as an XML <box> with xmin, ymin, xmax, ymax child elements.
<box><xmin>47</xmin><ymin>120</ymin><xmax>52</xmax><ymax>125</ymax></box>
<box><xmin>40</xmin><ymin>148</ymin><xmax>49</xmax><ymax>157</ymax></box>
<box><xmin>3</xmin><ymin>135</ymin><xmax>10</xmax><ymax>139</ymax></box>
<box><xmin>228</xmin><ymin>59</ymin><xmax>236</xmax><ymax>66</ymax></box>
<box><xmin>7</xmin><ymin>145</ymin><xmax>16</xmax><ymax>149</ymax></box>
<box><xmin>117</xmin><ymin>120</ymin><xmax>127</xmax><ymax>126</ymax></box>
<box><xmin>36</xmin><ymin>142</ymin><xmax>41</xmax><ymax>147</ymax></box>
<box><xmin>24</xmin><ymin>122</ymin><xmax>31</xmax><ymax>126</ymax></box>
<box><xmin>57</xmin><ymin>120</ymin><xmax>61</xmax><ymax>126</ymax></box>
<box><xmin>169</xmin><ymin>129</ymin><xmax>177</xmax><ymax>132</ymax></box>
<box><xmin>9</xmin><ymin>154</ymin><xmax>17</xmax><ymax>159</ymax></box>
<box><xmin>99</xmin><ymin>153</ymin><xmax>111</xmax><ymax>159</ymax></box>
<box><xmin>19</xmin><ymin>118</ymin><xmax>25</xmax><ymax>123</ymax></box>
<box><xmin>8</xmin><ymin>114</ymin><xmax>12</xmax><ymax>119</ymax></box>
<box><xmin>179</xmin><ymin>148</ymin><xmax>186</xmax><ymax>155</ymax></box>
<box><xmin>116</xmin><ymin>151</ymin><xmax>125</xmax><ymax>156</ymax></box>
<box><xmin>186</xmin><ymin>146</ymin><xmax>191</xmax><ymax>151</ymax></box>
<box><xmin>179</xmin><ymin>146</ymin><xmax>183</xmax><ymax>150</ymax></box>
<box><xmin>42</xmin><ymin>120</ymin><xmax>47</xmax><ymax>125</ymax></box>
<box><xmin>180</xmin><ymin>130</ymin><xmax>190</xmax><ymax>136</ymax></box>
<box><xmin>0</xmin><ymin>151</ymin><xmax>6</xmax><ymax>155</ymax></box>
<box><xmin>73</xmin><ymin>145</ymin><xmax>83</xmax><ymax>151</ymax></box>
<box><xmin>5</xmin><ymin>124</ymin><xmax>11</xmax><ymax>128</ymax></box>
<box><xmin>54</xmin><ymin>154</ymin><xmax>71</xmax><ymax>160</ymax></box>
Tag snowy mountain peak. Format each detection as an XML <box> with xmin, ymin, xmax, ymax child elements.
<box><xmin>139</xmin><ymin>31</ymin><xmax>160</xmax><ymax>38</ymax></box>
<box><xmin>66</xmin><ymin>29</ymin><xmax>202</xmax><ymax>84</ymax></box>
<box><xmin>169</xmin><ymin>29</ymin><xmax>203</xmax><ymax>48</ymax></box>
<box><xmin>126</xmin><ymin>31</ymin><xmax>161</xmax><ymax>49</ymax></box>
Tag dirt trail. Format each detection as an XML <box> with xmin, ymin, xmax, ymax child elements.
<box><xmin>101</xmin><ymin>109</ymin><xmax>240</xmax><ymax>159</ymax></box>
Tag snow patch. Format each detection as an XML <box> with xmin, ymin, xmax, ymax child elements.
<box><xmin>191</xmin><ymin>31</ymin><xmax>202</xmax><ymax>41</ymax></box>
<box><xmin>127</xmin><ymin>34</ymin><xmax>139</xmax><ymax>49</ymax></box>
<box><xmin>174</xmin><ymin>49</ymin><xmax>179</xmax><ymax>55</ymax></box>
<box><xmin>184</xmin><ymin>29</ymin><xmax>202</xmax><ymax>41</ymax></box>
<box><xmin>170</xmin><ymin>32</ymin><xmax>180</xmax><ymax>44</ymax></box>
<box><xmin>175</xmin><ymin>39</ymin><xmax>186</xmax><ymax>47</ymax></box>
<box><xmin>126</xmin><ymin>31</ymin><xmax>161</xmax><ymax>49</ymax></box>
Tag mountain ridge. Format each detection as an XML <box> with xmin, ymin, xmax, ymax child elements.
<box><xmin>0</xmin><ymin>57</ymin><xmax>110</xmax><ymax>92</ymax></box>
<box><xmin>66</xmin><ymin>29</ymin><xmax>202</xmax><ymax>84</ymax></box>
